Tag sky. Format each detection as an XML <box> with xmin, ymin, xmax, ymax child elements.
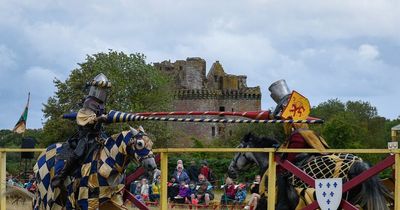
<box><xmin>0</xmin><ymin>0</ymin><xmax>399</xmax><ymax>129</ymax></box>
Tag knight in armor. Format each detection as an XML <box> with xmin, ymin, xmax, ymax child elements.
<box><xmin>268</xmin><ymin>79</ymin><xmax>329</xmax><ymax>160</ymax></box>
<box><xmin>269</xmin><ymin>79</ymin><xmax>329</xmax><ymax>210</ymax></box>
<box><xmin>51</xmin><ymin>73</ymin><xmax>111</xmax><ymax>188</ymax></box>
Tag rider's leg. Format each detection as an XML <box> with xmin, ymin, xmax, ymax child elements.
<box><xmin>51</xmin><ymin>139</ymin><xmax>86</xmax><ymax>188</ymax></box>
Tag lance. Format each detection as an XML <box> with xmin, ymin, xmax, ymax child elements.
<box><xmin>133</xmin><ymin>111</ymin><xmax>272</xmax><ymax>120</ymax></box>
<box><xmin>107</xmin><ymin>110</ymin><xmax>324</xmax><ymax>124</ymax></box>
<box><xmin>63</xmin><ymin>110</ymin><xmax>322</xmax><ymax>122</ymax></box>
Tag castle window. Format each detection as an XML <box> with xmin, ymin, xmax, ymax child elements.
<box><xmin>231</xmin><ymin>108</ymin><xmax>234</xmax><ymax>112</ymax></box>
<box><xmin>212</xmin><ymin>126</ymin><xmax>216</xmax><ymax>137</ymax></box>
<box><xmin>214</xmin><ymin>76</ymin><xmax>218</xmax><ymax>82</ymax></box>
<box><xmin>218</xmin><ymin>126</ymin><xmax>225</xmax><ymax>136</ymax></box>
<box><xmin>219</xmin><ymin>106</ymin><xmax>225</xmax><ymax>111</ymax></box>
<box><xmin>229</xmin><ymin>130</ymin><xmax>233</xmax><ymax>136</ymax></box>
<box><xmin>179</xmin><ymin>66</ymin><xmax>183</xmax><ymax>70</ymax></box>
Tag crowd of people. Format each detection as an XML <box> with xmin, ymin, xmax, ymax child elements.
<box><xmin>129</xmin><ymin>159</ymin><xmax>262</xmax><ymax>209</ymax></box>
<box><xmin>6</xmin><ymin>173</ymin><xmax>37</xmax><ymax>193</ymax></box>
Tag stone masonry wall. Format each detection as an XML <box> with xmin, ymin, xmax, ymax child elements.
<box><xmin>154</xmin><ymin>57</ymin><xmax>262</xmax><ymax>145</ymax></box>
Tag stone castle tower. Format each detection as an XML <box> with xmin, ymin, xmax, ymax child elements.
<box><xmin>154</xmin><ymin>57</ymin><xmax>261</xmax><ymax>145</ymax></box>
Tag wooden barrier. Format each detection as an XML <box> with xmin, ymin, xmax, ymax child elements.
<box><xmin>0</xmin><ymin>148</ymin><xmax>399</xmax><ymax>210</ymax></box>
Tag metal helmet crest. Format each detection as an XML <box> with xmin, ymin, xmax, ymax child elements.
<box><xmin>87</xmin><ymin>73</ymin><xmax>112</xmax><ymax>103</ymax></box>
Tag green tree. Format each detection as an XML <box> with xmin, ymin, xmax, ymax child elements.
<box><xmin>41</xmin><ymin>50</ymin><xmax>173</xmax><ymax>147</ymax></box>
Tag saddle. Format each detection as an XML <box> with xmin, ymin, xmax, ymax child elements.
<box><xmin>57</xmin><ymin>134</ymin><xmax>104</xmax><ymax>163</ymax></box>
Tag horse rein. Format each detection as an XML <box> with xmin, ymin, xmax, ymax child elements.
<box><xmin>231</xmin><ymin>143</ymin><xmax>255</xmax><ymax>170</ymax></box>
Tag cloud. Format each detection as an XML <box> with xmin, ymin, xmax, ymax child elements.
<box><xmin>358</xmin><ymin>44</ymin><xmax>380</xmax><ymax>60</ymax></box>
<box><xmin>0</xmin><ymin>45</ymin><xmax>16</xmax><ymax>72</ymax></box>
<box><xmin>0</xmin><ymin>0</ymin><xmax>400</xmax><ymax>129</ymax></box>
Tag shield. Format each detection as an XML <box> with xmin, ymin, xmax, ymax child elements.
<box><xmin>281</xmin><ymin>91</ymin><xmax>310</xmax><ymax>120</ymax></box>
<box><xmin>315</xmin><ymin>178</ymin><xmax>342</xmax><ymax>210</ymax></box>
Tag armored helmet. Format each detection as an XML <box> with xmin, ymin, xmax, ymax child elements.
<box><xmin>87</xmin><ymin>73</ymin><xmax>112</xmax><ymax>103</ymax></box>
<box><xmin>268</xmin><ymin>79</ymin><xmax>291</xmax><ymax>104</ymax></box>
<box><xmin>269</xmin><ymin>79</ymin><xmax>292</xmax><ymax>117</ymax></box>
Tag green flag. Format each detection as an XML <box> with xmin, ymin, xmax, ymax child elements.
<box><xmin>13</xmin><ymin>93</ymin><xmax>30</xmax><ymax>134</ymax></box>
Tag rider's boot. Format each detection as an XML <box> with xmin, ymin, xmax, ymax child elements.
<box><xmin>51</xmin><ymin>154</ymin><xmax>78</xmax><ymax>188</ymax></box>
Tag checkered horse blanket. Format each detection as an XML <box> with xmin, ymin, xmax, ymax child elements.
<box><xmin>33</xmin><ymin>130</ymin><xmax>154</xmax><ymax>210</ymax></box>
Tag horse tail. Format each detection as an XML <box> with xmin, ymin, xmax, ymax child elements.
<box><xmin>348</xmin><ymin>161</ymin><xmax>392</xmax><ymax>210</ymax></box>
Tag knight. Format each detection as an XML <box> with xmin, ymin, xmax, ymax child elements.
<box><xmin>51</xmin><ymin>73</ymin><xmax>111</xmax><ymax>188</ymax></box>
<box><xmin>268</xmin><ymin>79</ymin><xmax>329</xmax><ymax>161</ymax></box>
<box><xmin>269</xmin><ymin>79</ymin><xmax>329</xmax><ymax>209</ymax></box>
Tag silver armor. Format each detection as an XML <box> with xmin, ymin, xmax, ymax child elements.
<box><xmin>88</xmin><ymin>73</ymin><xmax>111</xmax><ymax>103</ymax></box>
<box><xmin>268</xmin><ymin>79</ymin><xmax>291</xmax><ymax>104</ymax></box>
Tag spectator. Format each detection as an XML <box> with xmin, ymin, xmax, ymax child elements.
<box><xmin>134</xmin><ymin>180</ymin><xmax>142</xmax><ymax>201</ymax></box>
<box><xmin>7</xmin><ymin>175</ymin><xmax>15</xmax><ymax>186</ymax></box>
<box><xmin>150</xmin><ymin>175</ymin><xmax>161</xmax><ymax>202</ymax></box>
<box><xmin>187</xmin><ymin>160</ymin><xmax>199</xmax><ymax>182</ymax></box>
<box><xmin>234</xmin><ymin>183</ymin><xmax>247</xmax><ymax>204</ymax></box>
<box><xmin>192</xmin><ymin>182</ymin><xmax>214</xmax><ymax>206</ymax></box>
<box><xmin>199</xmin><ymin>160</ymin><xmax>210</xmax><ymax>180</ymax></box>
<box><xmin>188</xmin><ymin>180</ymin><xmax>197</xmax><ymax>203</ymax></box>
<box><xmin>175</xmin><ymin>181</ymin><xmax>190</xmax><ymax>203</ymax></box>
<box><xmin>177</xmin><ymin>159</ymin><xmax>183</xmax><ymax>165</ymax></box>
<box><xmin>140</xmin><ymin>178</ymin><xmax>150</xmax><ymax>201</ymax></box>
<box><xmin>197</xmin><ymin>174</ymin><xmax>212</xmax><ymax>190</ymax></box>
<box><xmin>220</xmin><ymin>177</ymin><xmax>236</xmax><ymax>205</ymax></box>
<box><xmin>172</xmin><ymin>163</ymin><xmax>190</xmax><ymax>184</ymax></box>
<box><xmin>244</xmin><ymin>175</ymin><xmax>261</xmax><ymax>210</ymax></box>
<box><xmin>168</xmin><ymin>177</ymin><xmax>179</xmax><ymax>201</ymax></box>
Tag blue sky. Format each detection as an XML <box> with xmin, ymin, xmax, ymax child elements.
<box><xmin>0</xmin><ymin>0</ymin><xmax>399</xmax><ymax>129</ymax></box>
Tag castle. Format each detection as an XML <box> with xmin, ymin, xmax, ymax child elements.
<box><xmin>154</xmin><ymin>57</ymin><xmax>261</xmax><ymax>145</ymax></box>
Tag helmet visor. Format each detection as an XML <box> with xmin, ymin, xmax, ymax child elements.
<box><xmin>88</xmin><ymin>86</ymin><xmax>107</xmax><ymax>102</ymax></box>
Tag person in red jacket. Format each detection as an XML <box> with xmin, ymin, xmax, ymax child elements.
<box><xmin>199</xmin><ymin>160</ymin><xmax>210</xmax><ymax>180</ymax></box>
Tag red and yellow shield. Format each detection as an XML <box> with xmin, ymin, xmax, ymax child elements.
<box><xmin>281</xmin><ymin>91</ymin><xmax>310</xmax><ymax>120</ymax></box>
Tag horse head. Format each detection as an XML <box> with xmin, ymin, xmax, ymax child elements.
<box><xmin>228</xmin><ymin>133</ymin><xmax>279</xmax><ymax>179</ymax></box>
<box><xmin>128</xmin><ymin>126</ymin><xmax>157</xmax><ymax>172</ymax></box>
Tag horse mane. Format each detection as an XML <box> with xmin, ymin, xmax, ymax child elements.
<box><xmin>242</xmin><ymin>132</ymin><xmax>279</xmax><ymax>148</ymax></box>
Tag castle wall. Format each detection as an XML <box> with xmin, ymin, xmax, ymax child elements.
<box><xmin>155</xmin><ymin>57</ymin><xmax>262</xmax><ymax>145</ymax></box>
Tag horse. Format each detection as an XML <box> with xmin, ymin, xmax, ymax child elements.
<box><xmin>33</xmin><ymin>126</ymin><xmax>157</xmax><ymax>210</ymax></box>
<box><xmin>227</xmin><ymin>133</ymin><xmax>392</xmax><ymax>210</ymax></box>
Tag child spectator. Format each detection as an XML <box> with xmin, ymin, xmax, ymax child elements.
<box><xmin>220</xmin><ymin>177</ymin><xmax>236</xmax><ymax>205</ymax></box>
<box><xmin>168</xmin><ymin>177</ymin><xmax>179</xmax><ymax>201</ymax></box>
<box><xmin>234</xmin><ymin>183</ymin><xmax>247</xmax><ymax>204</ymax></box>
<box><xmin>140</xmin><ymin>178</ymin><xmax>150</xmax><ymax>201</ymax></box>
<box><xmin>244</xmin><ymin>175</ymin><xmax>261</xmax><ymax>210</ymax></box>
<box><xmin>188</xmin><ymin>181</ymin><xmax>197</xmax><ymax>203</ymax></box>
<box><xmin>150</xmin><ymin>175</ymin><xmax>161</xmax><ymax>202</ymax></box>
<box><xmin>175</xmin><ymin>181</ymin><xmax>190</xmax><ymax>203</ymax></box>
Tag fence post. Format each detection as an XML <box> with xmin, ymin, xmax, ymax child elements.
<box><xmin>267</xmin><ymin>151</ymin><xmax>276</xmax><ymax>210</ymax></box>
<box><xmin>160</xmin><ymin>151</ymin><xmax>168</xmax><ymax>210</ymax></box>
<box><xmin>0</xmin><ymin>151</ymin><xmax>6</xmax><ymax>210</ymax></box>
<box><xmin>395</xmin><ymin>153</ymin><xmax>400</xmax><ymax>210</ymax></box>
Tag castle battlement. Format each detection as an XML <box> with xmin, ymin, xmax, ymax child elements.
<box><xmin>154</xmin><ymin>57</ymin><xmax>261</xmax><ymax>144</ymax></box>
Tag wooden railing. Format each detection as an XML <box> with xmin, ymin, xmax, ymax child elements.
<box><xmin>0</xmin><ymin>148</ymin><xmax>399</xmax><ymax>210</ymax></box>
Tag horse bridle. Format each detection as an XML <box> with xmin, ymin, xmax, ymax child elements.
<box><xmin>128</xmin><ymin>133</ymin><xmax>155</xmax><ymax>162</ymax></box>
<box><xmin>231</xmin><ymin>143</ymin><xmax>256</xmax><ymax>170</ymax></box>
